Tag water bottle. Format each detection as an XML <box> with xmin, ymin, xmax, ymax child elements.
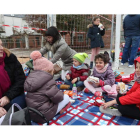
<box><xmin>72</xmin><ymin>84</ymin><xmax>77</xmax><ymax>99</ymax></box>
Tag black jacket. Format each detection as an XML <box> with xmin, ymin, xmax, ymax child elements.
<box><xmin>3</xmin><ymin>53</ymin><xmax>25</xmax><ymax>101</ymax></box>
<box><xmin>87</xmin><ymin>24</ymin><xmax>105</xmax><ymax>48</ymax></box>
<box><xmin>123</xmin><ymin>15</ymin><xmax>140</xmax><ymax>37</ymax></box>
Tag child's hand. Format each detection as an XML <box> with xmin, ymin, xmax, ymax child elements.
<box><xmin>66</xmin><ymin>75</ymin><xmax>70</xmax><ymax>80</ymax></box>
<box><xmin>95</xmin><ymin>82</ymin><xmax>100</xmax><ymax>87</ymax></box>
<box><xmin>116</xmin><ymin>85</ymin><xmax>120</xmax><ymax>93</ymax></box>
<box><xmin>102</xmin><ymin>101</ymin><xmax>114</xmax><ymax>109</ymax></box>
<box><xmin>72</xmin><ymin>78</ymin><xmax>77</xmax><ymax>84</ymax></box>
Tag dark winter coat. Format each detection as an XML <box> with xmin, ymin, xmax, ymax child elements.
<box><xmin>3</xmin><ymin>53</ymin><xmax>25</xmax><ymax>100</ymax></box>
<box><xmin>92</xmin><ymin>64</ymin><xmax>115</xmax><ymax>86</ymax></box>
<box><xmin>123</xmin><ymin>15</ymin><xmax>140</xmax><ymax>37</ymax></box>
<box><xmin>24</xmin><ymin>70</ymin><xmax>64</xmax><ymax>123</ymax></box>
<box><xmin>67</xmin><ymin>63</ymin><xmax>90</xmax><ymax>81</ymax></box>
<box><xmin>87</xmin><ymin>24</ymin><xmax>105</xmax><ymax>48</ymax></box>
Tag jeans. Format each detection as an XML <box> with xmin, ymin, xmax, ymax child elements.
<box><xmin>64</xmin><ymin>79</ymin><xmax>84</xmax><ymax>89</ymax></box>
<box><xmin>11</xmin><ymin>94</ymin><xmax>27</xmax><ymax>109</ymax></box>
<box><xmin>4</xmin><ymin>94</ymin><xmax>27</xmax><ymax>111</ymax></box>
<box><xmin>121</xmin><ymin>36</ymin><xmax>140</xmax><ymax>65</ymax></box>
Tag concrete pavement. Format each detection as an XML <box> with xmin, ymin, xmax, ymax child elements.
<box><xmin>10</xmin><ymin>48</ymin><xmax>135</xmax><ymax>76</ymax></box>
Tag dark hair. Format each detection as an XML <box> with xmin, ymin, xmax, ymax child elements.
<box><xmin>45</xmin><ymin>26</ymin><xmax>60</xmax><ymax>44</ymax></box>
<box><xmin>93</xmin><ymin>16</ymin><xmax>100</xmax><ymax>21</ymax></box>
<box><xmin>94</xmin><ymin>53</ymin><xmax>109</xmax><ymax>64</ymax></box>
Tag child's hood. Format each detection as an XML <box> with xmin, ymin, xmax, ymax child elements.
<box><xmin>134</xmin><ymin>56</ymin><xmax>140</xmax><ymax>68</ymax></box>
<box><xmin>24</xmin><ymin>70</ymin><xmax>54</xmax><ymax>92</ymax></box>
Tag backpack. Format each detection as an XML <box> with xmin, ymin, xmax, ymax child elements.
<box><xmin>1</xmin><ymin>103</ymin><xmax>49</xmax><ymax>125</ymax></box>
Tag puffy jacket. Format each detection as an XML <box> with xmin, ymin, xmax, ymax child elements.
<box><xmin>117</xmin><ymin>56</ymin><xmax>140</xmax><ymax>109</ymax></box>
<box><xmin>40</xmin><ymin>37</ymin><xmax>76</xmax><ymax>71</ymax></box>
<box><xmin>67</xmin><ymin>63</ymin><xmax>89</xmax><ymax>81</ymax></box>
<box><xmin>24</xmin><ymin>70</ymin><xmax>64</xmax><ymax>123</ymax></box>
<box><xmin>92</xmin><ymin>64</ymin><xmax>115</xmax><ymax>86</ymax></box>
<box><xmin>87</xmin><ymin>24</ymin><xmax>105</xmax><ymax>48</ymax></box>
<box><xmin>123</xmin><ymin>15</ymin><xmax>140</xmax><ymax>37</ymax></box>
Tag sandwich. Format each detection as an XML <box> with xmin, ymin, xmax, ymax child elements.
<box><xmin>87</xmin><ymin>76</ymin><xmax>99</xmax><ymax>83</ymax></box>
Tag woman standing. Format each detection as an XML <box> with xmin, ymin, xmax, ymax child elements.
<box><xmin>87</xmin><ymin>16</ymin><xmax>105</xmax><ymax>69</ymax></box>
<box><xmin>40</xmin><ymin>26</ymin><xmax>77</xmax><ymax>80</ymax></box>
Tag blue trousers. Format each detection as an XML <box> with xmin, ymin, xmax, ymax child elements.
<box><xmin>64</xmin><ymin>79</ymin><xmax>84</xmax><ymax>89</ymax></box>
<box><xmin>11</xmin><ymin>93</ymin><xmax>27</xmax><ymax>109</ymax></box>
<box><xmin>121</xmin><ymin>36</ymin><xmax>140</xmax><ymax>65</ymax></box>
<box><xmin>4</xmin><ymin>94</ymin><xmax>27</xmax><ymax>111</ymax></box>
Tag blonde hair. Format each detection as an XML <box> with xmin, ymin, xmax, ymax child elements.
<box><xmin>3</xmin><ymin>47</ymin><xmax>11</xmax><ymax>57</ymax></box>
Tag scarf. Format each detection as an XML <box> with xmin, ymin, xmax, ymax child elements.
<box><xmin>0</xmin><ymin>52</ymin><xmax>11</xmax><ymax>98</ymax></box>
<box><xmin>73</xmin><ymin>64</ymin><xmax>84</xmax><ymax>69</ymax></box>
<box><xmin>95</xmin><ymin>63</ymin><xmax>109</xmax><ymax>73</ymax></box>
<box><xmin>134</xmin><ymin>73</ymin><xmax>140</xmax><ymax>83</ymax></box>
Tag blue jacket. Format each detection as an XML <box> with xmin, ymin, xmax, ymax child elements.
<box><xmin>87</xmin><ymin>24</ymin><xmax>105</xmax><ymax>48</ymax></box>
<box><xmin>123</xmin><ymin>15</ymin><xmax>140</xmax><ymax>37</ymax></box>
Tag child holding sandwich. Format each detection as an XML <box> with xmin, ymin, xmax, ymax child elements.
<box><xmin>84</xmin><ymin>53</ymin><xmax>116</xmax><ymax>96</ymax></box>
<box><xmin>99</xmin><ymin>56</ymin><xmax>140</xmax><ymax>120</ymax></box>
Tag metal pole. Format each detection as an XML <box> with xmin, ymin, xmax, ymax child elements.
<box><xmin>41</xmin><ymin>35</ymin><xmax>44</xmax><ymax>48</ymax></box>
<box><xmin>25</xmin><ymin>34</ymin><xmax>29</xmax><ymax>49</ymax></box>
<box><xmin>47</xmin><ymin>14</ymin><xmax>50</xmax><ymax>28</ymax></box>
<box><xmin>110</xmin><ymin>14</ymin><xmax>114</xmax><ymax>59</ymax></box>
<box><xmin>114</xmin><ymin>14</ymin><xmax>121</xmax><ymax>70</ymax></box>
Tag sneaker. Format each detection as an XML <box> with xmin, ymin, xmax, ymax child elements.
<box><xmin>94</xmin><ymin>91</ymin><xmax>102</xmax><ymax>96</ymax></box>
<box><xmin>83</xmin><ymin>88</ymin><xmax>91</xmax><ymax>93</ymax></box>
<box><xmin>121</xmin><ymin>63</ymin><xmax>124</xmax><ymax>66</ymax></box>
<box><xmin>60</xmin><ymin>102</ymin><xmax>71</xmax><ymax>114</ymax></box>
<box><xmin>99</xmin><ymin>106</ymin><xmax>122</xmax><ymax>116</ymax></box>
<box><xmin>128</xmin><ymin>65</ymin><xmax>133</xmax><ymax>68</ymax></box>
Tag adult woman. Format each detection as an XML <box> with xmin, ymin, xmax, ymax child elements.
<box><xmin>87</xmin><ymin>16</ymin><xmax>105</xmax><ymax>69</ymax></box>
<box><xmin>0</xmin><ymin>39</ymin><xmax>26</xmax><ymax>118</ymax></box>
<box><xmin>40</xmin><ymin>26</ymin><xmax>77</xmax><ymax>80</ymax></box>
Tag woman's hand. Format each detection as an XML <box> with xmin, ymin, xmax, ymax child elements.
<box><xmin>66</xmin><ymin>75</ymin><xmax>70</xmax><ymax>80</ymax></box>
<box><xmin>0</xmin><ymin>96</ymin><xmax>10</xmax><ymax>107</ymax></box>
<box><xmin>72</xmin><ymin>78</ymin><xmax>77</xmax><ymax>84</ymax></box>
<box><xmin>0</xmin><ymin>107</ymin><xmax>7</xmax><ymax>118</ymax></box>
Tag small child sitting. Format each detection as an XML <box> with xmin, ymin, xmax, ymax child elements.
<box><xmin>24</xmin><ymin>51</ymin><xmax>71</xmax><ymax>124</ymax></box>
<box><xmin>99</xmin><ymin>56</ymin><xmax>140</xmax><ymax>120</ymax></box>
<box><xmin>61</xmin><ymin>53</ymin><xmax>89</xmax><ymax>91</ymax></box>
<box><xmin>84</xmin><ymin>53</ymin><xmax>116</xmax><ymax>97</ymax></box>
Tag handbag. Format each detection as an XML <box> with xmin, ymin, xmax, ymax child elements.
<box><xmin>1</xmin><ymin>103</ymin><xmax>49</xmax><ymax>125</ymax></box>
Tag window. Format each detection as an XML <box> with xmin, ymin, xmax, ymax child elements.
<box><xmin>78</xmin><ymin>34</ymin><xmax>83</xmax><ymax>42</ymax></box>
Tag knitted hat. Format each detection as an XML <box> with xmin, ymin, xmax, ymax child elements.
<box><xmin>30</xmin><ymin>51</ymin><xmax>54</xmax><ymax>72</ymax></box>
<box><xmin>73</xmin><ymin>53</ymin><xmax>88</xmax><ymax>64</ymax></box>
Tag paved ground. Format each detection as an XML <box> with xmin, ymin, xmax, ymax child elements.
<box><xmin>10</xmin><ymin>47</ymin><xmax>135</xmax><ymax>76</ymax></box>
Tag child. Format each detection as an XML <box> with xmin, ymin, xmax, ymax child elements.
<box><xmin>24</xmin><ymin>51</ymin><xmax>71</xmax><ymax>124</ymax></box>
<box><xmin>61</xmin><ymin>53</ymin><xmax>89</xmax><ymax>90</ymax></box>
<box><xmin>84</xmin><ymin>53</ymin><xmax>116</xmax><ymax>96</ymax></box>
<box><xmin>99</xmin><ymin>56</ymin><xmax>140</xmax><ymax>120</ymax></box>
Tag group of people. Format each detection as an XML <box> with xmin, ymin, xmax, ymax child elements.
<box><xmin>0</xmin><ymin>15</ymin><xmax>140</xmax><ymax>124</ymax></box>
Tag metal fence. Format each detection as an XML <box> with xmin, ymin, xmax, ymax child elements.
<box><xmin>1</xmin><ymin>14</ymin><xmax>118</xmax><ymax>53</ymax></box>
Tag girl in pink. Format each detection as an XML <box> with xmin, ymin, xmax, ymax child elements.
<box><xmin>84</xmin><ymin>53</ymin><xmax>117</xmax><ymax>97</ymax></box>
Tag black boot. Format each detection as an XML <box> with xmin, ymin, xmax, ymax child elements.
<box><xmin>90</xmin><ymin>61</ymin><xmax>93</xmax><ymax>69</ymax></box>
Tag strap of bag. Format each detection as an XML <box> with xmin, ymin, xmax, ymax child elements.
<box><xmin>9</xmin><ymin>103</ymin><xmax>22</xmax><ymax>125</ymax></box>
<box><xmin>28</xmin><ymin>107</ymin><xmax>49</xmax><ymax>125</ymax></box>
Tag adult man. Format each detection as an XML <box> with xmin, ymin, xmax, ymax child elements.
<box><xmin>121</xmin><ymin>15</ymin><xmax>140</xmax><ymax>67</ymax></box>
